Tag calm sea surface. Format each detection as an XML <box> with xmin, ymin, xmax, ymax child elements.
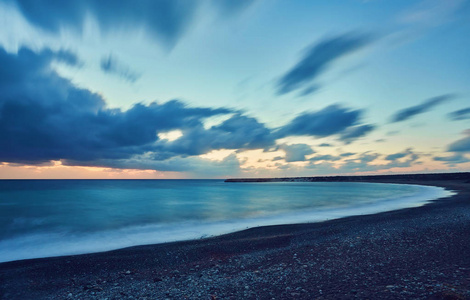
<box><xmin>0</xmin><ymin>180</ymin><xmax>451</xmax><ymax>262</ymax></box>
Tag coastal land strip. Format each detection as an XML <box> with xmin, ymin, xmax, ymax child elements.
<box><xmin>1</xmin><ymin>172</ymin><xmax>470</xmax><ymax>299</ymax></box>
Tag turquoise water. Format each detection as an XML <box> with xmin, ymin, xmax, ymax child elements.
<box><xmin>0</xmin><ymin>180</ymin><xmax>451</xmax><ymax>262</ymax></box>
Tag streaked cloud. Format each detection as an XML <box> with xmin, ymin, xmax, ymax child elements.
<box><xmin>384</xmin><ymin>148</ymin><xmax>415</xmax><ymax>161</ymax></box>
<box><xmin>100</xmin><ymin>54</ymin><xmax>141</xmax><ymax>82</ymax></box>
<box><xmin>447</xmin><ymin>129</ymin><xmax>470</xmax><ymax>152</ymax></box>
<box><xmin>275</xmin><ymin>104</ymin><xmax>366</xmax><ymax>139</ymax></box>
<box><xmin>434</xmin><ymin>153</ymin><xmax>470</xmax><ymax>165</ymax></box>
<box><xmin>276</xmin><ymin>32</ymin><xmax>373</xmax><ymax>95</ymax></box>
<box><xmin>398</xmin><ymin>0</ymin><xmax>467</xmax><ymax>26</ymax></box>
<box><xmin>339</xmin><ymin>124</ymin><xmax>375</xmax><ymax>144</ymax></box>
<box><xmin>448</xmin><ymin>107</ymin><xmax>470</xmax><ymax>121</ymax></box>
<box><xmin>390</xmin><ymin>94</ymin><xmax>455</xmax><ymax>123</ymax></box>
<box><xmin>6</xmin><ymin>0</ymin><xmax>255</xmax><ymax>49</ymax></box>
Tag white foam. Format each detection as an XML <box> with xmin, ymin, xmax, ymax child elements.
<box><xmin>0</xmin><ymin>184</ymin><xmax>454</xmax><ymax>263</ymax></box>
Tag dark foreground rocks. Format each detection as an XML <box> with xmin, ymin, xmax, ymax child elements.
<box><xmin>1</xmin><ymin>177</ymin><xmax>470</xmax><ymax>299</ymax></box>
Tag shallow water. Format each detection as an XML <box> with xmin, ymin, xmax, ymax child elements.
<box><xmin>0</xmin><ymin>180</ymin><xmax>452</xmax><ymax>262</ymax></box>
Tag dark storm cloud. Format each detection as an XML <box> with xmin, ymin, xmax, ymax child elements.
<box><xmin>7</xmin><ymin>0</ymin><xmax>254</xmax><ymax>48</ymax></box>
<box><xmin>276</xmin><ymin>33</ymin><xmax>372</xmax><ymax>95</ymax></box>
<box><xmin>100</xmin><ymin>54</ymin><xmax>141</xmax><ymax>82</ymax></box>
<box><xmin>339</xmin><ymin>124</ymin><xmax>375</xmax><ymax>144</ymax></box>
<box><xmin>390</xmin><ymin>94</ymin><xmax>455</xmax><ymax>123</ymax></box>
<box><xmin>448</xmin><ymin>107</ymin><xmax>470</xmax><ymax>121</ymax></box>
<box><xmin>275</xmin><ymin>104</ymin><xmax>363</xmax><ymax>138</ymax></box>
<box><xmin>0</xmin><ymin>47</ymin><xmax>246</xmax><ymax>165</ymax></box>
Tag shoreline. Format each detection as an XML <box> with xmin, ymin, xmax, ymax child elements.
<box><xmin>1</xmin><ymin>175</ymin><xmax>470</xmax><ymax>299</ymax></box>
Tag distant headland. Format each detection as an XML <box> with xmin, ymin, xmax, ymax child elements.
<box><xmin>225</xmin><ymin>172</ymin><xmax>470</xmax><ymax>182</ymax></box>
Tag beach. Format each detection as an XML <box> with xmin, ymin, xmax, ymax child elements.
<box><xmin>1</xmin><ymin>174</ymin><xmax>469</xmax><ymax>299</ymax></box>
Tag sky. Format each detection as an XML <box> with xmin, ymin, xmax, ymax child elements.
<box><xmin>0</xmin><ymin>0</ymin><xmax>469</xmax><ymax>179</ymax></box>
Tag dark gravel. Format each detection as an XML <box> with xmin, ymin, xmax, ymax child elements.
<box><xmin>1</xmin><ymin>178</ymin><xmax>469</xmax><ymax>299</ymax></box>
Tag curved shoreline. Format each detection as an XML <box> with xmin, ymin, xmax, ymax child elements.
<box><xmin>1</xmin><ymin>174</ymin><xmax>469</xmax><ymax>299</ymax></box>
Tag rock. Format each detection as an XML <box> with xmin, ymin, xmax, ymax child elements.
<box><xmin>291</xmin><ymin>292</ymin><xmax>301</xmax><ymax>296</ymax></box>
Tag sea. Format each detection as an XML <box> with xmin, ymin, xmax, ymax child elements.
<box><xmin>0</xmin><ymin>179</ymin><xmax>453</xmax><ymax>263</ymax></box>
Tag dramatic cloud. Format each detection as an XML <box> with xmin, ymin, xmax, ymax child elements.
<box><xmin>100</xmin><ymin>54</ymin><xmax>140</xmax><ymax>82</ymax></box>
<box><xmin>390</xmin><ymin>94</ymin><xmax>455</xmax><ymax>123</ymax></box>
<box><xmin>447</xmin><ymin>129</ymin><xmax>470</xmax><ymax>152</ymax></box>
<box><xmin>1</xmin><ymin>47</ymin><xmax>277</xmax><ymax>167</ymax></box>
<box><xmin>279</xmin><ymin>144</ymin><xmax>314</xmax><ymax>162</ymax></box>
<box><xmin>0</xmin><ymin>45</ymin><xmax>282</xmax><ymax>173</ymax></box>
<box><xmin>339</xmin><ymin>124</ymin><xmax>375</xmax><ymax>144</ymax></box>
<box><xmin>277</xmin><ymin>33</ymin><xmax>372</xmax><ymax>95</ymax></box>
<box><xmin>0</xmin><ymin>44</ymin><xmax>393</xmax><ymax>174</ymax></box>
<box><xmin>448</xmin><ymin>107</ymin><xmax>470</xmax><ymax>121</ymax></box>
<box><xmin>275</xmin><ymin>104</ymin><xmax>363</xmax><ymax>139</ymax></box>
<box><xmin>0</xmin><ymin>46</ymin><xmax>376</xmax><ymax>170</ymax></box>
<box><xmin>153</xmin><ymin>114</ymin><xmax>275</xmax><ymax>158</ymax></box>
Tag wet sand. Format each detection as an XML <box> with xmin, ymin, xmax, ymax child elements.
<box><xmin>1</xmin><ymin>174</ymin><xmax>469</xmax><ymax>299</ymax></box>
